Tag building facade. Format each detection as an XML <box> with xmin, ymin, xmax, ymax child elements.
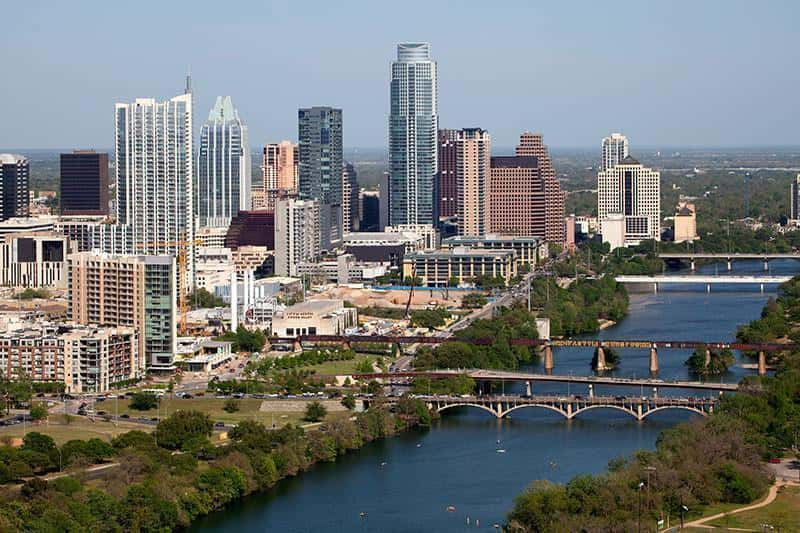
<box><xmin>437</xmin><ymin>129</ymin><xmax>458</xmax><ymax>219</ymax></box>
<box><xmin>114</xmin><ymin>89</ymin><xmax>195</xmax><ymax>287</ymax></box>
<box><xmin>271</xmin><ymin>299</ymin><xmax>358</xmax><ymax>337</ymax></box>
<box><xmin>59</xmin><ymin>150</ymin><xmax>109</xmax><ymax>216</ymax></box>
<box><xmin>489</xmin><ymin>156</ymin><xmax>544</xmax><ymax>238</ymax></box>
<box><xmin>298</xmin><ymin>106</ymin><xmax>343</xmax><ymax>251</ymax></box>
<box><xmin>674</xmin><ymin>202</ymin><xmax>698</xmax><ymax>243</ymax></box>
<box><xmin>402</xmin><ymin>248</ymin><xmax>517</xmax><ymax>287</ymax></box>
<box><xmin>790</xmin><ymin>174</ymin><xmax>800</xmax><ymax>222</ymax></box>
<box><xmin>257</xmin><ymin>141</ymin><xmax>299</xmax><ymax>211</ymax></box>
<box><xmin>441</xmin><ymin>235</ymin><xmax>546</xmax><ymax>267</ymax></box>
<box><xmin>67</xmin><ymin>252</ymin><xmax>177</xmax><ymax>371</ymax></box>
<box><xmin>601</xmin><ymin>133</ymin><xmax>629</xmax><ymax>171</ymax></box>
<box><xmin>456</xmin><ymin>128</ymin><xmax>491</xmax><ymax>237</ymax></box>
<box><xmin>513</xmin><ymin>133</ymin><xmax>565</xmax><ymax>243</ymax></box>
<box><xmin>274</xmin><ymin>198</ymin><xmax>320</xmax><ymax>277</ymax></box>
<box><xmin>389</xmin><ymin>43</ymin><xmax>439</xmax><ymax>226</ymax></box>
<box><xmin>197</xmin><ymin>96</ymin><xmax>251</xmax><ymax>228</ymax></box>
<box><xmin>0</xmin><ymin>154</ymin><xmax>29</xmax><ymax>222</ymax></box>
<box><xmin>342</xmin><ymin>162</ymin><xmax>359</xmax><ymax>232</ymax></box>
<box><xmin>0</xmin><ymin>232</ymin><xmax>73</xmax><ymax>288</ymax></box>
<box><xmin>597</xmin><ymin>155</ymin><xmax>661</xmax><ymax>245</ymax></box>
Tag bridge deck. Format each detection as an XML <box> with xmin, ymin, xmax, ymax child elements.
<box><xmin>615</xmin><ymin>275</ymin><xmax>791</xmax><ymax>284</ymax></box>
<box><xmin>659</xmin><ymin>253</ymin><xmax>800</xmax><ymax>260</ymax></box>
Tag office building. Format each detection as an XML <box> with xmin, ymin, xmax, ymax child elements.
<box><xmin>402</xmin><ymin>248</ymin><xmax>517</xmax><ymax>287</ymax></box>
<box><xmin>274</xmin><ymin>197</ymin><xmax>320</xmax><ymax>277</ymax></box>
<box><xmin>674</xmin><ymin>202</ymin><xmax>698</xmax><ymax>243</ymax></box>
<box><xmin>441</xmin><ymin>235</ymin><xmax>546</xmax><ymax>267</ymax></box>
<box><xmin>298</xmin><ymin>106</ymin><xmax>343</xmax><ymax>250</ymax></box>
<box><xmin>296</xmin><ymin>254</ymin><xmax>387</xmax><ymax>285</ymax></box>
<box><xmin>0</xmin><ymin>154</ymin><xmax>29</xmax><ymax>222</ymax></box>
<box><xmin>597</xmin><ymin>155</ymin><xmax>661</xmax><ymax>245</ymax></box>
<box><xmin>386</xmin><ymin>223</ymin><xmax>438</xmax><ymax>250</ymax></box>
<box><xmin>488</xmin><ymin>156</ymin><xmax>546</xmax><ymax>239</ymax></box>
<box><xmin>224</xmin><ymin>210</ymin><xmax>275</xmax><ymax>250</ymax></box>
<box><xmin>456</xmin><ymin>128</ymin><xmax>491</xmax><ymax>237</ymax></box>
<box><xmin>67</xmin><ymin>251</ymin><xmax>177</xmax><ymax>371</ymax></box>
<box><xmin>513</xmin><ymin>133</ymin><xmax>565</xmax><ymax>243</ymax></box>
<box><xmin>790</xmin><ymin>174</ymin><xmax>800</xmax><ymax>222</ymax></box>
<box><xmin>437</xmin><ymin>129</ymin><xmax>458</xmax><ymax>219</ymax></box>
<box><xmin>59</xmin><ymin>151</ymin><xmax>109</xmax><ymax>216</ymax></box>
<box><xmin>342</xmin><ymin>162</ymin><xmax>359</xmax><ymax>233</ymax></box>
<box><xmin>54</xmin><ymin>216</ymin><xmax>107</xmax><ymax>252</ymax></box>
<box><xmin>271</xmin><ymin>299</ymin><xmax>358</xmax><ymax>337</ymax></box>
<box><xmin>601</xmin><ymin>213</ymin><xmax>626</xmax><ymax>251</ymax></box>
<box><xmin>359</xmin><ymin>190</ymin><xmax>380</xmax><ymax>232</ymax></box>
<box><xmin>0</xmin><ymin>232</ymin><xmax>73</xmax><ymax>288</ymax></box>
<box><xmin>0</xmin><ymin>322</ymin><xmax>140</xmax><ymax>394</ymax></box>
<box><xmin>343</xmin><ymin>229</ymin><xmax>425</xmax><ymax>265</ymax></box>
<box><xmin>389</xmin><ymin>43</ymin><xmax>438</xmax><ymax>226</ymax></box>
<box><xmin>197</xmin><ymin>96</ymin><xmax>251</xmax><ymax>228</ymax></box>
<box><xmin>601</xmin><ymin>133</ymin><xmax>629</xmax><ymax>171</ymax></box>
<box><xmin>114</xmin><ymin>87</ymin><xmax>195</xmax><ymax>288</ymax></box>
<box><xmin>257</xmin><ymin>141</ymin><xmax>299</xmax><ymax>211</ymax></box>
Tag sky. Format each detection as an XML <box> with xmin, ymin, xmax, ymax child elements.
<box><xmin>2</xmin><ymin>0</ymin><xmax>799</xmax><ymax>150</ymax></box>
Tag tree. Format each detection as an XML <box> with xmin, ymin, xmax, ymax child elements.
<box><xmin>29</xmin><ymin>403</ymin><xmax>48</xmax><ymax>421</ymax></box>
<box><xmin>303</xmin><ymin>401</ymin><xmax>327</xmax><ymax>422</ymax></box>
<box><xmin>461</xmin><ymin>292</ymin><xmax>487</xmax><ymax>309</ymax></box>
<box><xmin>410</xmin><ymin>308</ymin><xmax>448</xmax><ymax>330</ymax></box>
<box><xmin>341</xmin><ymin>393</ymin><xmax>356</xmax><ymax>410</ymax></box>
<box><xmin>355</xmin><ymin>358</ymin><xmax>375</xmax><ymax>373</ymax></box>
<box><xmin>153</xmin><ymin>410</ymin><xmax>213</xmax><ymax>450</ymax></box>
<box><xmin>188</xmin><ymin>287</ymin><xmax>225</xmax><ymax>309</ymax></box>
<box><xmin>129</xmin><ymin>392</ymin><xmax>158</xmax><ymax>411</ymax></box>
<box><xmin>223</xmin><ymin>399</ymin><xmax>240</xmax><ymax>413</ymax></box>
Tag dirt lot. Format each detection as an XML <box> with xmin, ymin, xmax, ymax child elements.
<box><xmin>314</xmin><ymin>285</ymin><xmax>471</xmax><ymax>310</ymax></box>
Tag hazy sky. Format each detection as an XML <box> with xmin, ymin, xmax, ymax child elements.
<box><xmin>2</xmin><ymin>0</ymin><xmax>798</xmax><ymax>150</ymax></box>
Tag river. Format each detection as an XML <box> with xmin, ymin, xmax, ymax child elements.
<box><xmin>192</xmin><ymin>259</ymin><xmax>798</xmax><ymax>532</ymax></box>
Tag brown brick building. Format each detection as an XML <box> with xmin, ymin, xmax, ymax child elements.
<box><xmin>437</xmin><ymin>129</ymin><xmax>458</xmax><ymax>219</ymax></box>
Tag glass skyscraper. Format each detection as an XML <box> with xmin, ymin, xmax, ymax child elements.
<box><xmin>197</xmin><ymin>96</ymin><xmax>251</xmax><ymax>228</ymax></box>
<box><xmin>389</xmin><ymin>42</ymin><xmax>438</xmax><ymax>226</ymax></box>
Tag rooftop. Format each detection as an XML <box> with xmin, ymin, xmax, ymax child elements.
<box><xmin>282</xmin><ymin>299</ymin><xmax>345</xmax><ymax>313</ymax></box>
<box><xmin>406</xmin><ymin>248</ymin><xmax>516</xmax><ymax>259</ymax></box>
<box><xmin>0</xmin><ymin>153</ymin><xmax>26</xmax><ymax>165</ymax></box>
<box><xmin>619</xmin><ymin>155</ymin><xmax>641</xmax><ymax>165</ymax></box>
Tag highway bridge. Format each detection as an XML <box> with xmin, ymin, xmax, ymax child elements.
<box><xmin>615</xmin><ymin>274</ymin><xmax>791</xmax><ymax>293</ymax></box>
<box><xmin>394</xmin><ymin>394</ymin><xmax>717</xmax><ymax>421</ymax></box>
<box><xmin>658</xmin><ymin>252</ymin><xmax>800</xmax><ymax>271</ymax></box>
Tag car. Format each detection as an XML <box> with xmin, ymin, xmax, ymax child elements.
<box><xmin>120</xmin><ymin>413</ymin><xmax>130</xmax><ymax>419</ymax></box>
<box><xmin>95</xmin><ymin>397</ymin><xmax>106</xmax><ymax>402</ymax></box>
<box><xmin>615</xmin><ymin>396</ymin><xmax>626</xmax><ymax>401</ymax></box>
<box><xmin>150</xmin><ymin>417</ymin><xmax>159</xmax><ymax>422</ymax></box>
<box><xmin>97</xmin><ymin>410</ymin><xmax>107</xmax><ymax>416</ymax></box>
<box><xmin>214</xmin><ymin>421</ymin><xmax>226</xmax><ymax>428</ymax></box>
<box><xmin>768</xmin><ymin>458</ymin><xmax>781</xmax><ymax>464</ymax></box>
<box><xmin>182</xmin><ymin>393</ymin><xmax>193</xmax><ymax>399</ymax></box>
<box><xmin>232</xmin><ymin>393</ymin><xmax>244</xmax><ymax>399</ymax></box>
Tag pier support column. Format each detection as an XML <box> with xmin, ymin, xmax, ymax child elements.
<box><xmin>758</xmin><ymin>350</ymin><xmax>767</xmax><ymax>376</ymax></box>
<box><xmin>760</xmin><ymin>283</ymin><xmax>764</xmax><ymax>294</ymax></box>
<box><xmin>637</xmin><ymin>404</ymin><xmax>643</xmax><ymax>420</ymax></box>
<box><xmin>544</xmin><ymin>345</ymin><xmax>554</xmax><ymax>374</ymax></box>
<box><xmin>690</xmin><ymin>259</ymin><xmax>696</xmax><ymax>271</ymax></box>
<box><xmin>649</xmin><ymin>346</ymin><xmax>659</xmax><ymax>375</ymax></box>
<box><xmin>566</xmin><ymin>403</ymin><xmax>573</xmax><ymax>419</ymax></box>
<box><xmin>653</xmin><ymin>282</ymin><xmax>658</xmax><ymax>294</ymax></box>
<box><xmin>764</xmin><ymin>260</ymin><xmax>769</xmax><ymax>272</ymax></box>
<box><xmin>588</xmin><ymin>384</ymin><xmax>594</xmax><ymax>398</ymax></box>
<box><xmin>652</xmin><ymin>387</ymin><xmax>658</xmax><ymax>399</ymax></box>
<box><xmin>595</xmin><ymin>346</ymin><xmax>607</xmax><ymax>372</ymax></box>
<box><xmin>707</xmin><ymin>284</ymin><xmax>711</xmax><ymax>294</ymax></box>
<box><xmin>704</xmin><ymin>349</ymin><xmax>711</xmax><ymax>368</ymax></box>
<box><xmin>495</xmin><ymin>402</ymin><xmax>503</xmax><ymax>418</ymax></box>
<box><xmin>525</xmin><ymin>381</ymin><xmax>532</xmax><ymax>397</ymax></box>
<box><xmin>727</xmin><ymin>260</ymin><xmax>732</xmax><ymax>271</ymax></box>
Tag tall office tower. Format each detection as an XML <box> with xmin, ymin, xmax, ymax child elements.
<box><xmin>59</xmin><ymin>151</ymin><xmax>109</xmax><ymax>216</ymax></box>
<box><xmin>67</xmin><ymin>251</ymin><xmax>177</xmax><ymax>371</ymax></box>
<box><xmin>790</xmin><ymin>174</ymin><xmax>800</xmax><ymax>221</ymax></box>
<box><xmin>489</xmin><ymin>156</ymin><xmax>544</xmax><ymax>238</ymax></box>
<box><xmin>197</xmin><ymin>96</ymin><xmax>251</xmax><ymax>228</ymax></box>
<box><xmin>597</xmin><ymin>155</ymin><xmax>661</xmax><ymax>245</ymax></box>
<box><xmin>601</xmin><ymin>133</ymin><xmax>629</xmax><ymax>171</ymax></box>
<box><xmin>515</xmin><ymin>133</ymin><xmax>565</xmax><ymax>243</ymax></box>
<box><xmin>274</xmin><ymin>198</ymin><xmax>320</xmax><ymax>277</ymax></box>
<box><xmin>258</xmin><ymin>141</ymin><xmax>299</xmax><ymax>210</ymax></box>
<box><xmin>115</xmin><ymin>88</ymin><xmax>195</xmax><ymax>288</ymax></box>
<box><xmin>0</xmin><ymin>154</ymin><xmax>29</xmax><ymax>222</ymax></box>
<box><xmin>456</xmin><ymin>128</ymin><xmax>491</xmax><ymax>237</ymax></box>
<box><xmin>342</xmin><ymin>162</ymin><xmax>359</xmax><ymax>232</ymax></box>
<box><xmin>437</xmin><ymin>129</ymin><xmax>458</xmax><ymax>219</ymax></box>
<box><xmin>378</xmin><ymin>173</ymin><xmax>390</xmax><ymax>231</ymax></box>
<box><xmin>359</xmin><ymin>190</ymin><xmax>380</xmax><ymax>232</ymax></box>
<box><xmin>298</xmin><ymin>107</ymin><xmax>343</xmax><ymax>250</ymax></box>
<box><xmin>389</xmin><ymin>42</ymin><xmax>438</xmax><ymax>226</ymax></box>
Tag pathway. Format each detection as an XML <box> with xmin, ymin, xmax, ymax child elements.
<box><xmin>683</xmin><ymin>480</ymin><xmax>794</xmax><ymax>529</ymax></box>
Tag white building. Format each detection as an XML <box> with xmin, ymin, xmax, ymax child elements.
<box><xmin>600</xmin><ymin>213</ymin><xmax>626</xmax><ymax>251</ymax></box>
<box><xmin>0</xmin><ymin>232</ymin><xmax>74</xmax><ymax>288</ymax></box>
<box><xmin>601</xmin><ymin>133</ymin><xmax>629</xmax><ymax>171</ymax></box>
<box><xmin>597</xmin><ymin>155</ymin><xmax>660</xmax><ymax>246</ymax></box>
<box><xmin>274</xmin><ymin>197</ymin><xmax>320</xmax><ymax>277</ymax></box>
<box><xmin>271</xmin><ymin>299</ymin><xmax>358</xmax><ymax>337</ymax></box>
<box><xmin>386</xmin><ymin>224</ymin><xmax>438</xmax><ymax>250</ymax></box>
<box><xmin>196</xmin><ymin>246</ymin><xmax>235</xmax><ymax>292</ymax></box>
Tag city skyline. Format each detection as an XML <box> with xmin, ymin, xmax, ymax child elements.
<box><xmin>3</xmin><ymin>1</ymin><xmax>799</xmax><ymax>150</ymax></box>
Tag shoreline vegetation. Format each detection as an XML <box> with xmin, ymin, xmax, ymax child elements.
<box><xmin>506</xmin><ymin>275</ymin><xmax>800</xmax><ymax>531</ymax></box>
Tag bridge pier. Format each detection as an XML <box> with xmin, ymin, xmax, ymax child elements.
<box><xmin>704</xmin><ymin>349</ymin><xmax>711</xmax><ymax>367</ymax></box>
<box><xmin>653</xmin><ymin>282</ymin><xmax>658</xmax><ymax>294</ymax></box>
<box><xmin>594</xmin><ymin>345</ymin><xmax>607</xmax><ymax>372</ymax></box>
<box><xmin>760</xmin><ymin>283</ymin><xmax>764</xmax><ymax>293</ymax></box>
<box><xmin>690</xmin><ymin>259</ymin><xmax>696</xmax><ymax>271</ymax></box>
<box><xmin>649</xmin><ymin>346</ymin><xmax>659</xmax><ymax>375</ymax></box>
<box><xmin>525</xmin><ymin>381</ymin><xmax>532</xmax><ymax>397</ymax></box>
<box><xmin>588</xmin><ymin>384</ymin><xmax>594</xmax><ymax>398</ymax></box>
<box><xmin>652</xmin><ymin>387</ymin><xmax>658</xmax><ymax>399</ymax></box>
<box><xmin>758</xmin><ymin>350</ymin><xmax>767</xmax><ymax>376</ymax></box>
<box><xmin>764</xmin><ymin>259</ymin><xmax>769</xmax><ymax>271</ymax></box>
<box><xmin>544</xmin><ymin>345</ymin><xmax>554</xmax><ymax>374</ymax></box>
<box><xmin>727</xmin><ymin>259</ymin><xmax>732</xmax><ymax>271</ymax></box>
<box><xmin>706</xmin><ymin>283</ymin><xmax>711</xmax><ymax>293</ymax></box>
<box><xmin>636</xmin><ymin>404</ymin><xmax>643</xmax><ymax>421</ymax></box>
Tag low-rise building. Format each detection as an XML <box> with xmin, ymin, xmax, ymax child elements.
<box><xmin>271</xmin><ymin>299</ymin><xmax>358</xmax><ymax>337</ymax></box>
<box><xmin>385</xmin><ymin>224</ymin><xmax>438</xmax><ymax>250</ymax></box>
<box><xmin>0</xmin><ymin>216</ymin><xmax>56</xmax><ymax>237</ymax></box>
<box><xmin>441</xmin><ymin>234</ymin><xmax>546</xmax><ymax>267</ymax></box>
<box><xmin>175</xmin><ymin>337</ymin><xmax>233</xmax><ymax>372</ymax></box>
<box><xmin>297</xmin><ymin>254</ymin><xmax>388</xmax><ymax>285</ymax></box>
<box><xmin>402</xmin><ymin>247</ymin><xmax>517</xmax><ymax>287</ymax></box>
<box><xmin>674</xmin><ymin>202</ymin><xmax>698</xmax><ymax>243</ymax></box>
<box><xmin>0</xmin><ymin>231</ymin><xmax>74</xmax><ymax>288</ymax></box>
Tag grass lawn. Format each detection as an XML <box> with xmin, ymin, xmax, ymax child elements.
<box><xmin>307</xmin><ymin>354</ymin><xmax>383</xmax><ymax>375</ymax></box>
<box><xmin>0</xmin><ymin>414</ymin><xmax>151</xmax><ymax>445</ymax></box>
<box><xmin>706</xmin><ymin>485</ymin><xmax>800</xmax><ymax>530</ymax></box>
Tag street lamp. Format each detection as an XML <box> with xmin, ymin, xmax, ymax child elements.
<box><xmin>637</xmin><ymin>481</ymin><xmax>645</xmax><ymax>533</ymax></box>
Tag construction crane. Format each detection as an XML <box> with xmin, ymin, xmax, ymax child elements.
<box><xmin>137</xmin><ymin>234</ymin><xmax>204</xmax><ymax>335</ymax></box>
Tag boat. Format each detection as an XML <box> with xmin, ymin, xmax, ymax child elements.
<box><xmin>446</xmin><ymin>506</ymin><xmax>456</xmax><ymax>513</ymax></box>
<box><xmin>496</xmin><ymin>448</ymin><xmax>506</xmax><ymax>453</ymax></box>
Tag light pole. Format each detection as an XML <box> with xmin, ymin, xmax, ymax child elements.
<box><xmin>637</xmin><ymin>481</ymin><xmax>645</xmax><ymax>533</ymax></box>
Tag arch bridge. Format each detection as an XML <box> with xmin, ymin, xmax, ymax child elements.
<box><xmin>412</xmin><ymin>394</ymin><xmax>715</xmax><ymax>422</ymax></box>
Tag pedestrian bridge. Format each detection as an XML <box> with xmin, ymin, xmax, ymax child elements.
<box><xmin>413</xmin><ymin>394</ymin><xmax>716</xmax><ymax>421</ymax></box>
<box><xmin>615</xmin><ymin>275</ymin><xmax>791</xmax><ymax>293</ymax></box>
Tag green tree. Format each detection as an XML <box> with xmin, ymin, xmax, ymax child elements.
<box><xmin>410</xmin><ymin>308</ymin><xmax>448</xmax><ymax>330</ymax></box>
<box><xmin>153</xmin><ymin>410</ymin><xmax>213</xmax><ymax>450</ymax></box>
<box><xmin>188</xmin><ymin>287</ymin><xmax>225</xmax><ymax>309</ymax></box>
<box><xmin>341</xmin><ymin>393</ymin><xmax>356</xmax><ymax>410</ymax></box>
<box><xmin>29</xmin><ymin>402</ymin><xmax>48</xmax><ymax>421</ymax></box>
<box><xmin>461</xmin><ymin>292</ymin><xmax>488</xmax><ymax>309</ymax></box>
<box><xmin>223</xmin><ymin>398</ymin><xmax>240</xmax><ymax>413</ymax></box>
<box><xmin>129</xmin><ymin>392</ymin><xmax>158</xmax><ymax>411</ymax></box>
<box><xmin>303</xmin><ymin>401</ymin><xmax>327</xmax><ymax>422</ymax></box>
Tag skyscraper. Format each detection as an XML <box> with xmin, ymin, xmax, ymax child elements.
<box><xmin>437</xmin><ymin>129</ymin><xmax>458</xmax><ymax>219</ymax></box>
<box><xmin>0</xmin><ymin>154</ymin><xmax>29</xmax><ymax>222</ymax></box>
<box><xmin>114</xmin><ymin>87</ymin><xmax>195</xmax><ymax>286</ymax></box>
<box><xmin>515</xmin><ymin>133</ymin><xmax>565</xmax><ymax>243</ymax></box>
<box><xmin>60</xmin><ymin>150</ymin><xmax>109</xmax><ymax>216</ymax></box>
<box><xmin>389</xmin><ymin>42</ymin><xmax>438</xmax><ymax>226</ymax></box>
<box><xmin>197</xmin><ymin>96</ymin><xmax>251</xmax><ymax>228</ymax></box>
<box><xmin>597</xmin><ymin>155</ymin><xmax>661</xmax><ymax>245</ymax></box>
<box><xmin>601</xmin><ymin>133</ymin><xmax>629</xmax><ymax>171</ymax></box>
<box><xmin>489</xmin><ymin>156</ymin><xmax>544</xmax><ymax>238</ymax></box>
<box><xmin>790</xmin><ymin>174</ymin><xmax>800</xmax><ymax>221</ymax></box>
<box><xmin>257</xmin><ymin>140</ymin><xmax>298</xmax><ymax>211</ymax></box>
<box><xmin>342</xmin><ymin>162</ymin><xmax>359</xmax><ymax>232</ymax></box>
<box><xmin>456</xmin><ymin>128</ymin><xmax>491</xmax><ymax>237</ymax></box>
<box><xmin>274</xmin><ymin>197</ymin><xmax>320</xmax><ymax>277</ymax></box>
<box><xmin>298</xmin><ymin>106</ymin><xmax>343</xmax><ymax>250</ymax></box>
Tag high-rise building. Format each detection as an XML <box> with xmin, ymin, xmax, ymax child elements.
<box><xmin>437</xmin><ymin>129</ymin><xmax>458</xmax><ymax>219</ymax></box>
<box><xmin>67</xmin><ymin>251</ymin><xmax>177</xmax><ymax>371</ymax></box>
<box><xmin>274</xmin><ymin>197</ymin><xmax>320</xmax><ymax>277</ymax></box>
<box><xmin>489</xmin><ymin>156</ymin><xmax>544</xmax><ymax>238</ymax></box>
<box><xmin>456</xmin><ymin>128</ymin><xmax>491</xmax><ymax>237</ymax></box>
<box><xmin>114</xmin><ymin>87</ymin><xmax>195</xmax><ymax>288</ymax></box>
<box><xmin>298</xmin><ymin>107</ymin><xmax>343</xmax><ymax>250</ymax></box>
<box><xmin>674</xmin><ymin>201</ymin><xmax>698</xmax><ymax>243</ymax></box>
<box><xmin>790</xmin><ymin>174</ymin><xmax>800</xmax><ymax>222</ymax></box>
<box><xmin>601</xmin><ymin>133</ymin><xmax>629</xmax><ymax>171</ymax></box>
<box><xmin>514</xmin><ymin>133</ymin><xmax>565</xmax><ymax>243</ymax></box>
<box><xmin>389</xmin><ymin>42</ymin><xmax>438</xmax><ymax>226</ymax></box>
<box><xmin>59</xmin><ymin>150</ymin><xmax>109</xmax><ymax>216</ymax></box>
<box><xmin>0</xmin><ymin>154</ymin><xmax>29</xmax><ymax>222</ymax></box>
<box><xmin>597</xmin><ymin>155</ymin><xmax>661</xmax><ymax>245</ymax></box>
<box><xmin>197</xmin><ymin>96</ymin><xmax>251</xmax><ymax>228</ymax></box>
<box><xmin>258</xmin><ymin>141</ymin><xmax>299</xmax><ymax>211</ymax></box>
<box><xmin>359</xmin><ymin>190</ymin><xmax>380</xmax><ymax>232</ymax></box>
<box><xmin>342</xmin><ymin>162</ymin><xmax>359</xmax><ymax>232</ymax></box>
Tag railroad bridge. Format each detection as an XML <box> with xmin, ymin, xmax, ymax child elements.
<box><xmin>410</xmin><ymin>394</ymin><xmax>716</xmax><ymax>421</ymax></box>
